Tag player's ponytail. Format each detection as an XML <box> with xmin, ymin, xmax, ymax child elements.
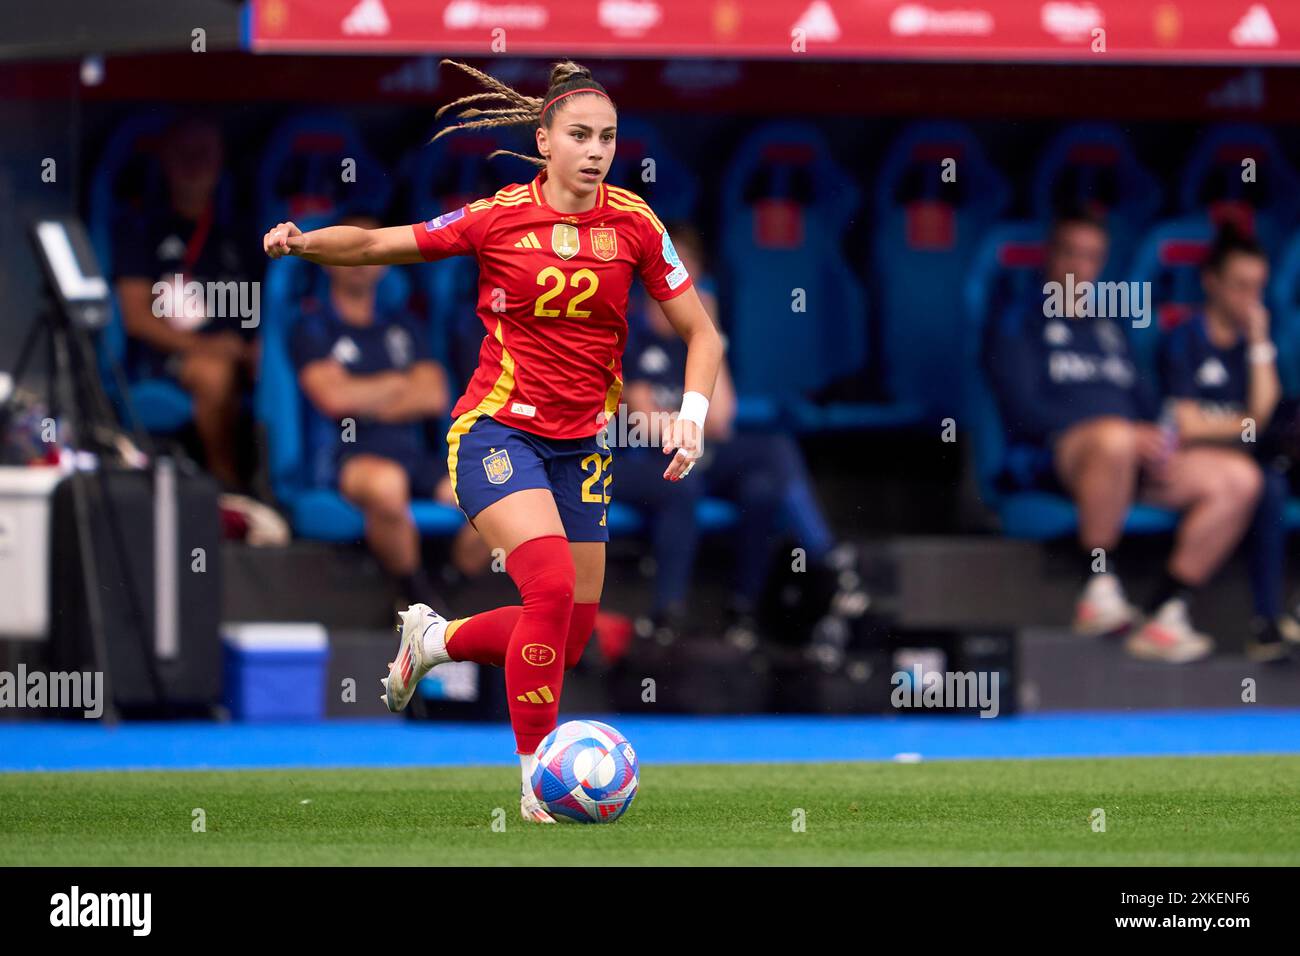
<box><xmin>430</xmin><ymin>59</ymin><xmax>615</xmax><ymax>168</ymax></box>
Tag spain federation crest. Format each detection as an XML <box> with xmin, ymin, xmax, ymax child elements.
<box><xmin>482</xmin><ymin>448</ymin><xmax>513</xmax><ymax>485</ymax></box>
<box><xmin>552</xmin><ymin>222</ymin><xmax>580</xmax><ymax>260</ymax></box>
<box><xmin>591</xmin><ymin>227</ymin><xmax>617</xmax><ymax>261</ymax></box>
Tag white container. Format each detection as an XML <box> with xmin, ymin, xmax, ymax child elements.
<box><xmin>0</xmin><ymin>466</ymin><xmax>65</xmax><ymax>640</ymax></box>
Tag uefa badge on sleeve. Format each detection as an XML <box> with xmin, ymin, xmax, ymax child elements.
<box><xmin>425</xmin><ymin>206</ymin><xmax>466</xmax><ymax>231</ymax></box>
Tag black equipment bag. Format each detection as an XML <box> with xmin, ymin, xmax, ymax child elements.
<box><xmin>48</xmin><ymin>464</ymin><xmax>222</xmax><ymax>716</ymax></box>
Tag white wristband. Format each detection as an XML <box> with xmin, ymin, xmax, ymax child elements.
<box><xmin>678</xmin><ymin>391</ymin><xmax>709</xmax><ymax>429</ymax></box>
<box><xmin>1250</xmin><ymin>341</ymin><xmax>1277</xmax><ymax>365</ymax></box>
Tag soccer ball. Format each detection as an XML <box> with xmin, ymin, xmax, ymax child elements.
<box><xmin>530</xmin><ymin>719</ymin><xmax>639</xmax><ymax>823</ymax></box>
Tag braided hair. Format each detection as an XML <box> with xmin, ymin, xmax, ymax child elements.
<box><xmin>430</xmin><ymin>59</ymin><xmax>615</xmax><ymax>168</ymax></box>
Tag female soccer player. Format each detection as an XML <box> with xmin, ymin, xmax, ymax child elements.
<box><xmin>264</xmin><ymin>60</ymin><xmax>723</xmax><ymax>822</ymax></box>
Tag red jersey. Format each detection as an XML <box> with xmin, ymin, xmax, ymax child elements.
<box><xmin>410</xmin><ymin>167</ymin><xmax>693</xmax><ymax>439</ymax></box>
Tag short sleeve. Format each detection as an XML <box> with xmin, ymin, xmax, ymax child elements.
<box><xmin>637</xmin><ymin>223</ymin><xmax>694</xmax><ymax>302</ymax></box>
<box><xmin>410</xmin><ymin>203</ymin><xmax>489</xmax><ymax>262</ymax></box>
<box><xmin>290</xmin><ymin>313</ymin><xmax>334</xmax><ymax>372</ymax></box>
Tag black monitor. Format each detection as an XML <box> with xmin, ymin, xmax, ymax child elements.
<box><xmin>29</xmin><ymin>217</ymin><xmax>111</xmax><ymax>330</ymax></box>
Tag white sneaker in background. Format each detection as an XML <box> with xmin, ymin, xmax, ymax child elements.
<box><xmin>1124</xmin><ymin>598</ymin><xmax>1214</xmax><ymax>663</ymax></box>
<box><xmin>1072</xmin><ymin>573</ymin><xmax>1141</xmax><ymax>637</ymax></box>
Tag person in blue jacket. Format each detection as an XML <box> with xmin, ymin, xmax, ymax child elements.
<box><xmin>985</xmin><ymin>208</ymin><xmax>1262</xmax><ymax>663</ymax></box>
<box><xmin>1158</xmin><ymin>225</ymin><xmax>1299</xmax><ymax>663</ymax></box>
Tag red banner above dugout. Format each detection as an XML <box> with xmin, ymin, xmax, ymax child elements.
<box><xmin>246</xmin><ymin>0</ymin><xmax>1299</xmax><ymax>63</ymax></box>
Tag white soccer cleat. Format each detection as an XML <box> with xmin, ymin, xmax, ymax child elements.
<box><xmin>1124</xmin><ymin>598</ymin><xmax>1213</xmax><ymax>664</ymax></box>
<box><xmin>521</xmin><ymin>790</ymin><xmax>557</xmax><ymax>824</ymax></box>
<box><xmin>381</xmin><ymin>603</ymin><xmax>451</xmax><ymax>713</ymax></box>
<box><xmin>1072</xmin><ymin>573</ymin><xmax>1141</xmax><ymax>637</ymax></box>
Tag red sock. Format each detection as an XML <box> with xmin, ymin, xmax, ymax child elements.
<box><xmin>566</xmin><ymin>602</ymin><xmax>599</xmax><ymax>670</ymax></box>
<box><xmin>503</xmin><ymin>535</ymin><xmax>575</xmax><ymax>755</ymax></box>
<box><xmin>444</xmin><ymin>606</ymin><xmax>522</xmax><ymax>667</ymax></box>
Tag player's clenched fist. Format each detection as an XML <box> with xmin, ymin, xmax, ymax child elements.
<box><xmin>263</xmin><ymin>221</ymin><xmax>304</xmax><ymax>259</ymax></box>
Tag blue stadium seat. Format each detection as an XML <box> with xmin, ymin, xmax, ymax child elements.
<box><xmin>257</xmin><ymin>111</ymin><xmax>393</xmax><ymax>230</ymax></box>
<box><xmin>256</xmin><ymin>241</ymin><xmax>463</xmax><ymax>541</ymax></box>
<box><xmin>874</xmin><ymin>121</ymin><xmax>1009</xmax><ymax>421</ymax></box>
<box><xmin>1031</xmin><ymin>123</ymin><xmax>1162</xmax><ymax>279</ymax></box>
<box><xmin>1178</xmin><ymin>124</ymin><xmax>1300</xmax><ymax>258</ymax></box>
<box><xmin>965</xmin><ymin>221</ymin><xmax>1178</xmax><ymax>539</ymax></box>
<box><xmin>604</xmin><ymin>117</ymin><xmax>699</xmax><ymax>224</ymax></box>
<box><xmin>89</xmin><ymin>110</ymin><xmax>198</xmax><ymax>434</ymax></box>
<box><xmin>604</xmin><ymin>497</ymin><xmax>739</xmax><ymax>536</ymax></box>
<box><xmin>1125</xmin><ymin>216</ymin><xmax>1215</xmax><ymax>380</ymax></box>
<box><xmin>721</xmin><ymin>122</ymin><xmax>909</xmax><ymax>432</ymax></box>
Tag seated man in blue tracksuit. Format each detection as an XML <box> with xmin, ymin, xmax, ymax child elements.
<box><xmin>291</xmin><ymin>215</ymin><xmax>466</xmax><ymax>605</ymax></box>
<box><xmin>613</xmin><ymin>224</ymin><xmax>857</xmax><ymax>648</ymax></box>
<box><xmin>984</xmin><ymin>208</ymin><xmax>1262</xmax><ymax>663</ymax></box>
<box><xmin>1158</xmin><ymin>225</ymin><xmax>1298</xmax><ymax>663</ymax></box>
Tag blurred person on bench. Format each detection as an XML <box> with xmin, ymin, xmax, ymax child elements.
<box><xmin>984</xmin><ymin>207</ymin><xmax>1262</xmax><ymax>663</ymax></box>
<box><xmin>1158</xmin><ymin>225</ymin><xmax>1300</xmax><ymax>663</ymax></box>
<box><xmin>291</xmin><ymin>214</ymin><xmax>489</xmax><ymax>608</ymax></box>
<box><xmin>615</xmin><ymin>223</ymin><xmax>860</xmax><ymax>648</ymax></box>
<box><xmin>112</xmin><ymin>115</ymin><xmax>257</xmax><ymax>490</ymax></box>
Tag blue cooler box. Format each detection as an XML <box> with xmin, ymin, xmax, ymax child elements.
<box><xmin>222</xmin><ymin>623</ymin><xmax>329</xmax><ymax>721</ymax></box>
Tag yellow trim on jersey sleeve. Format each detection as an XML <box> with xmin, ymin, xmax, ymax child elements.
<box><xmin>606</xmin><ymin>187</ymin><xmax>665</xmax><ymax>233</ymax></box>
<box><xmin>466</xmin><ymin>184</ymin><xmax>534</xmax><ymax>215</ymax></box>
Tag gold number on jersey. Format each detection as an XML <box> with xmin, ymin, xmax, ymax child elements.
<box><xmin>580</xmin><ymin>452</ymin><xmax>613</xmax><ymax>505</ymax></box>
<box><xmin>567</xmin><ymin>269</ymin><xmax>598</xmax><ymax>317</ymax></box>
<box><xmin>534</xmin><ymin>267</ymin><xmax>600</xmax><ymax>319</ymax></box>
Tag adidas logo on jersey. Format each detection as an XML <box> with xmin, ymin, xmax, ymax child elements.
<box><xmin>1196</xmin><ymin>357</ymin><xmax>1230</xmax><ymax>388</ymax></box>
<box><xmin>514</xmin><ymin>231</ymin><xmax>541</xmax><ymax>249</ymax></box>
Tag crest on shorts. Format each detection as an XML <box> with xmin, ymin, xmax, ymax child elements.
<box><xmin>552</xmin><ymin>223</ymin><xmax>580</xmax><ymax>260</ymax></box>
<box><xmin>482</xmin><ymin>448</ymin><xmax>513</xmax><ymax>485</ymax></box>
<box><xmin>591</xmin><ymin>227</ymin><xmax>617</xmax><ymax>261</ymax></box>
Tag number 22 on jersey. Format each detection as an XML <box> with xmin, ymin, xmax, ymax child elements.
<box><xmin>534</xmin><ymin>266</ymin><xmax>600</xmax><ymax>318</ymax></box>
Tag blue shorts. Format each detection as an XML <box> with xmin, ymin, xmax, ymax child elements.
<box><xmin>446</xmin><ymin>413</ymin><xmax>612</xmax><ymax>543</ymax></box>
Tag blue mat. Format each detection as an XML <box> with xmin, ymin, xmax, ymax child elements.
<box><xmin>2</xmin><ymin>710</ymin><xmax>1299</xmax><ymax>772</ymax></box>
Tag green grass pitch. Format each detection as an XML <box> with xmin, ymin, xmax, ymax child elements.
<box><xmin>2</xmin><ymin>755</ymin><xmax>1297</xmax><ymax>866</ymax></box>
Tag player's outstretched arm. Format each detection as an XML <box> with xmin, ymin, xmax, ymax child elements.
<box><xmin>263</xmin><ymin>221</ymin><xmax>425</xmax><ymax>266</ymax></box>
